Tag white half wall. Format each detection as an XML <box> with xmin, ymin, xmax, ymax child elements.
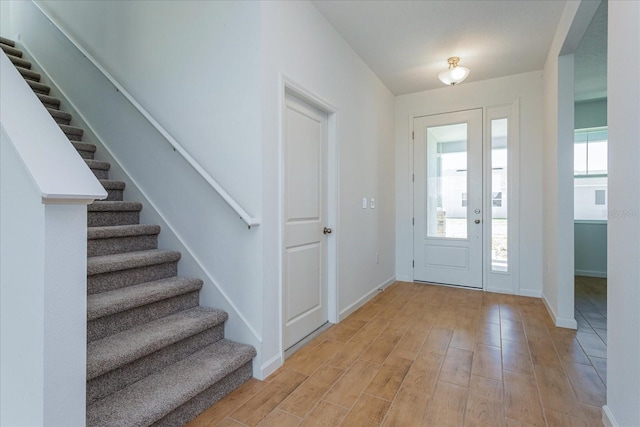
<box><xmin>260</xmin><ymin>0</ymin><xmax>396</xmax><ymax>376</ymax></box>
<box><xmin>605</xmin><ymin>1</ymin><xmax>640</xmax><ymax>425</ymax></box>
<box><xmin>395</xmin><ymin>71</ymin><xmax>544</xmax><ymax>296</ymax></box>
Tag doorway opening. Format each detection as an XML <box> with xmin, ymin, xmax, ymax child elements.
<box><xmin>572</xmin><ymin>0</ymin><xmax>608</xmax><ymax>386</ymax></box>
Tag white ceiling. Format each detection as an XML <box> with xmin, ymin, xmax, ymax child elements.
<box><xmin>312</xmin><ymin>0</ymin><xmax>568</xmax><ymax>95</ymax></box>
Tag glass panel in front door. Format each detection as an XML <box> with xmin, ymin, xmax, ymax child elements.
<box><xmin>426</xmin><ymin>123</ymin><xmax>468</xmax><ymax>239</ymax></box>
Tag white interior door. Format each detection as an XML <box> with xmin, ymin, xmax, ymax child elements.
<box><xmin>283</xmin><ymin>93</ymin><xmax>329</xmax><ymax>350</ymax></box>
<box><xmin>413</xmin><ymin>109</ymin><xmax>483</xmax><ymax>288</ymax></box>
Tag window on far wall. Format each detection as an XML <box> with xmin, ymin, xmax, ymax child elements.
<box><xmin>574</xmin><ymin>127</ymin><xmax>608</xmax><ymax>221</ymax></box>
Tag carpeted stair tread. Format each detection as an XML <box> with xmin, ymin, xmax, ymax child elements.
<box><xmin>7</xmin><ymin>54</ymin><xmax>31</xmax><ymax>69</ymax></box>
<box><xmin>0</xmin><ymin>36</ymin><xmax>15</xmax><ymax>47</ymax></box>
<box><xmin>1</xmin><ymin>43</ymin><xmax>22</xmax><ymax>58</ymax></box>
<box><xmin>99</xmin><ymin>180</ymin><xmax>126</xmax><ymax>191</ymax></box>
<box><xmin>87</xmin><ymin>339</ymin><xmax>256</xmax><ymax>427</ymax></box>
<box><xmin>37</xmin><ymin>92</ymin><xmax>60</xmax><ymax>109</ymax></box>
<box><xmin>88</xmin><ymin>201</ymin><xmax>142</xmax><ymax>212</ymax></box>
<box><xmin>60</xmin><ymin>123</ymin><xmax>84</xmax><ymax>138</ymax></box>
<box><xmin>47</xmin><ymin>108</ymin><xmax>71</xmax><ymax>124</ymax></box>
<box><xmin>87</xmin><ymin>276</ymin><xmax>203</xmax><ymax>321</ymax></box>
<box><xmin>87</xmin><ymin>249</ymin><xmax>181</xmax><ymax>276</ymax></box>
<box><xmin>26</xmin><ymin>79</ymin><xmax>50</xmax><ymax>95</ymax></box>
<box><xmin>85</xmin><ymin>159</ymin><xmax>111</xmax><ymax>171</ymax></box>
<box><xmin>88</xmin><ymin>224</ymin><xmax>160</xmax><ymax>240</ymax></box>
<box><xmin>17</xmin><ymin>66</ymin><xmax>41</xmax><ymax>82</ymax></box>
<box><xmin>87</xmin><ymin>306</ymin><xmax>228</xmax><ymax>380</ymax></box>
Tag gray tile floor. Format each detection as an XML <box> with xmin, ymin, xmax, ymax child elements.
<box><xmin>575</xmin><ymin>275</ymin><xmax>607</xmax><ymax>383</ymax></box>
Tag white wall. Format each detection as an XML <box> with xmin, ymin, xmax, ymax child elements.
<box><xmin>395</xmin><ymin>71</ymin><xmax>544</xmax><ymax>296</ymax></box>
<box><xmin>34</xmin><ymin>0</ymin><xmax>262</xmax><ymax>212</ymax></box>
<box><xmin>605</xmin><ymin>1</ymin><xmax>640</xmax><ymax>425</ymax></box>
<box><xmin>0</xmin><ymin>1</ymin><xmax>11</xmax><ymax>36</ymax></box>
<box><xmin>260</xmin><ymin>1</ymin><xmax>396</xmax><ymax>374</ymax></box>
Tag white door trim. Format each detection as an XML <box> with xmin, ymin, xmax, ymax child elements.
<box><xmin>412</xmin><ymin>109</ymin><xmax>484</xmax><ymax>288</ymax></box>
<box><xmin>409</xmin><ymin>102</ymin><xmax>521</xmax><ymax>295</ymax></box>
<box><xmin>279</xmin><ymin>78</ymin><xmax>338</xmax><ymax>361</ymax></box>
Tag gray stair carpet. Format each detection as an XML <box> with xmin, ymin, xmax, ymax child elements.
<box><xmin>2</xmin><ymin>38</ymin><xmax>255</xmax><ymax>426</ymax></box>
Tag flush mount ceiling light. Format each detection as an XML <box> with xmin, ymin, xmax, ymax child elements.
<box><xmin>438</xmin><ymin>57</ymin><xmax>470</xmax><ymax>86</ymax></box>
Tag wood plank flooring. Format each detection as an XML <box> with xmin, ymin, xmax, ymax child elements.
<box><xmin>187</xmin><ymin>279</ymin><xmax>606</xmax><ymax>427</ymax></box>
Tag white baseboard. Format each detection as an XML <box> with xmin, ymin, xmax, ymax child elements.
<box><xmin>575</xmin><ymin>269</ymin><xmax>607</xmax><ymax>278</ymax></box>
<box><xmin>602</xmin><ymin>405</ymin><xmax>619</xmax><ymax>427</ymax></box>
<box><xmin>542</xmin><ymin>292</ymin><xmax>578</xmax><ymax>329</ymax></box>
<box><xmin>259</xmin><ymin>353</ymin><xmax>282</xmax><ymax>380</ymax></box>
<box><xmin>378</xmin><ymin>276</ymin><xmax>397</xmax><ymax>291</ymax></box>
<box><xmin>339</xmin><ymin>276</ymin><xmax>396</xmax><ymax>321</ymax></box>
<box><xmin>395</xmin><ymin>274</ymin><xmax>413</xmax><ymax>282</ymax></box>
<box><xmin>519</xmin><ymin>289</ymin><xmax>543</xmax><ymax>298</ymax></box>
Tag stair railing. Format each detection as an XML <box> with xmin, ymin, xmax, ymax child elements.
<box><xmin>33</xmin><ymin>2</ymin><xmax>260</xmax><ymax>228</ymax></box>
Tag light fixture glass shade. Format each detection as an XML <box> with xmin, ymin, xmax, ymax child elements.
<box><xmin>438</xmin><ymin>57</ymin><xmax>470</xmax><ymax>86</ymax></box>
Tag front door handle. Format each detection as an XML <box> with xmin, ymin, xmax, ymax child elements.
<box><xmin>323</xmin><ymin>227</ymin><xmax>333</xmax><ymax>235</ymax></box>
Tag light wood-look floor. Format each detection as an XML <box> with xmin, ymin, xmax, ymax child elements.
<box><xmin>187</xmin><ymin>281</ymin><xmax>606</xmax><ymax>427</ymax></box>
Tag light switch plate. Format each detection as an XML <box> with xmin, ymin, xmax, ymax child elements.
<box><xmin>370</xmin><ymin>198</ymin><xmax>376</xmax><ymax>209</ymax></box>
<box><xmin>362</xmin><ymin>197</ymin><xmax>368</xmax><ymax>209</ymax></box>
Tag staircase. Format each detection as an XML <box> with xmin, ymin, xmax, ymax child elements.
<box><xmin>1</xmin><ymin>37</ymin><xmax>256</xmax><ymax>427</ymax></box>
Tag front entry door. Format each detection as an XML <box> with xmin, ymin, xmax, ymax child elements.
<box><xmin>283</xmin><ymin>93</ymin><xmax>329</xmax><ymax>350</ymax></box>
<box><xmin>413</xmin><ymin>109</ymin><xmax>483</xmax><ymax>288</ymax></box>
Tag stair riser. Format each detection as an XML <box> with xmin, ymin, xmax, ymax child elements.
<box><xmin>1</xmin><ymin>43</ymin><xmax>22</xmax><ymax>57</ymax></box>
<box><xmin>49</xmin><ymin>110</ymin><xmax>72</xmax><ymax>125</ymax></box>
<box><xmin>41</xmin><ymin>100</ymin><xmax>59</xmax><ymax>110</ymax></box>
<box><xmin>87</xmin><ymin>325</ymin><xmax>225</xmax><ymax>406</ymax></box>
<box><xmin>153</xmin><ymin>362</ymin><xmax>253</xmax><ymax>427</ymax></box>
<box><xmin>29</xmin><ymin>84</ymin><xmax>50</xmax><ymax>95</ymax></box>
<box><xmin>88</xmin><ymin>234</ymin><xmax>159</xmax><ymax>257</ymax></box>
<box><xmin>8</xmin><ymin>55</ymin><xmax>30</xmax><ymax>69</ymax></box>
<box><xmin>65</xmin><ymin>131</ymin><xmax>83</xmax><ymax>141</ymax></box>
<box><xmin>18</xmin><ymin>67</ymin><xmax>41</xmax><ymax>82</ymax></box>
<box><xmin>103</xmin><ymin>188</ymin><xmax>123</xmax><ymax>201</ymax></box>
<box><xmin>88</xmin><ymin>211</ymin><xmax>140</xmax><ymax>227</ymax></box>
<box><xmin>91</xmin><ymin>169</ymin><xmax>109</xmax><ymax>180</ymax></box>
<box><xmin>77</xmin><ymin>149</ymin><xmax>95</xmax><ymax>160</ymax></box>
<box><xmin>88</xmin><ymin>291</ymin><xmax>200</xmax><ymax>342</ymax></box>
<box><xmin>0</xmin><ymin>37</ymin><xmax>15</xmax><ymax>47</ymax></box>
<box><xmin>88</xmin><ymin>261</ymin><xmax>178</xmax><ymax>294</ymax></box>
<box><xmin>51</xmin><ymin>115</ymin><xmax>71</xmax><ymax>125</ymax></box>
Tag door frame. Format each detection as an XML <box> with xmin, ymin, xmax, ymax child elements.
<box><xmin>410</xmin><ymin>103</ymin><xmax>520</xmax><ymax>294</ymax></box>
<box><xmin>279</xmin><ymin>78</ymin><xmax>339</xmax><ymax>360</ymax></box>
<box><xmin>412</xmin><ymin>109</ymin><xmax>484</xmax><ymax>288</ymax></box>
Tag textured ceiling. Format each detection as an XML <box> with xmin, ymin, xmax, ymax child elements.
<box><xmin>312</xmin><ymin>0</ymin><xmax>568</xmax><ymax>95</ymax></box>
